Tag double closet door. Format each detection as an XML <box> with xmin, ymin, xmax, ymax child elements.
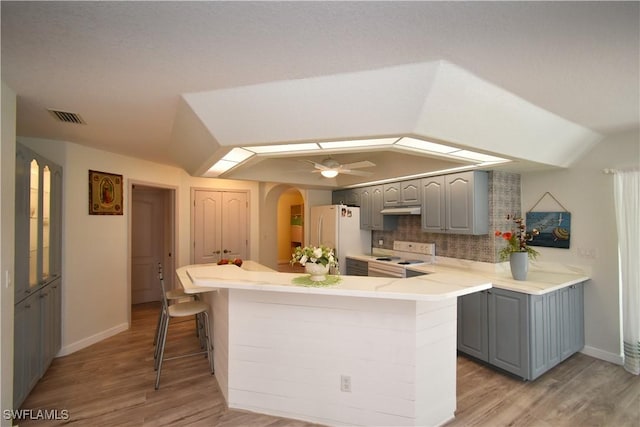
<box><xmin>193</xmin><ymin>190</ymin><xmax>248</xmax><ymax>264</ymax></box>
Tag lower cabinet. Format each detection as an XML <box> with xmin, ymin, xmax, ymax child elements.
<box><xmin>14</xmin><ymin>292</ymin><xmax>42</xmax><ymax>407</ymax></box>
<box><xmin>345</xmin><ymin>258</ymin><xmax>368</xmax><ymax>276</ymax></box>
<box><xmin>457</xmin><ymin>283</ymin><xmax>584</xmax><ymax>380</ymax></box>
<box><xmin>14</xmin><ymin>278</ymin><xmax>62</xmax><ymax>409</ymax></box>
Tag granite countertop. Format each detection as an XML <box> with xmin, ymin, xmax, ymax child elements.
<box><xmin>176</xmin><ymin>260</ymin><xmax>491</xmax><ymax>302</ymax></box>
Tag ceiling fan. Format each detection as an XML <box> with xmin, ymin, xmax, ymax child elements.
<box><xmin>304</xmin><ymin>157</ymin><xmax>376</xmax><ymax>178</ymax></box>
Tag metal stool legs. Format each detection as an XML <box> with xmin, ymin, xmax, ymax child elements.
<box><xmin>154</xmin><ymin>263</ymin><xmax>214</xmax><ymax>390</ymax></box>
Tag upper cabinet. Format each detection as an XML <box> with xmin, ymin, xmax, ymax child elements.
<box><xmin>383</xmin><ymin>179</ymin><xmax>421</xmax><ymax>207</ymax></box>
<box><xmin>332</xmin><ymin>188</ymin><xmax>360</xmax><ymax>207</ymax></box>
<box><xmin>421</xmin><ymin>171</ymin><xmax>488</xmax><ymax>235</ymax></box>
<box><xmin>359</xmin><ymin>185</ymin><xmax>397</xmax><ymax>231</ymax></box>
<box><xmin>15</xmin><ymin>143</ymin><xmax>63</xmax><ymax>303</ymax></box>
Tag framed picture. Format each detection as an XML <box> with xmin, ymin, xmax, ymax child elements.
<box><xmin>89</xmin><ymin>170</ymin><xmax>123</xmax><ymax>215</ymax></box>
<box><xmin>526</xmin><ymin>211</ymin><xmax>571</xmax><ymax>249</ymax></box>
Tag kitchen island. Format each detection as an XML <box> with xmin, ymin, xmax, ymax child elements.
<box><xmin>176</xmin><ymin>261</ymin><xmax>491</xmax><ymax>427</ymax></box>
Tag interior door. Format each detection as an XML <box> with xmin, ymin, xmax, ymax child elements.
<box><xmin>193</xmin><ymin>190</ymin><xmax>248</xmax><ymax>263</ymax></box>
<box><xmin>194</xmin><ymin>190</ymin><xmax>222</xmax><ymax>264</ymax></box>
<box><xmin>131</xmin><ymin>188</ymin><xmax>164</xmax><ymax>304</ymax></box>
<box><xmin>220</xmin><ymin>192</ymin><xmax>248</xmax><ymax>260</ymax></box>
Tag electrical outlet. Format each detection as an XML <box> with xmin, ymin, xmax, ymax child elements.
<box><xmin>378</xmin><ymin>239</ymin><xmax>384</xmax><ymax>246</ymax></box>
<box><xmin>340</xmin><ymin>375</ymin><xmax>352</xmax><ymax>392</ymax></box>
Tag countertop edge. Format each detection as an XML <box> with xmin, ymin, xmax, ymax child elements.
<box><xmin>177</xmin><ymin>264</ymin><xmax>490</xmax><ymax>302</ymax></box>
<box><xmin>346</xmin><ymin>255</ymin><xmax>590</xmax><ymax>295</ymax></box>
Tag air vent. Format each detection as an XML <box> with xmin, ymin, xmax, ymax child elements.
<box><xmin>48</xmin><ymin>109</ymin><xmax>85</xmax><ymax>124</ymax></box>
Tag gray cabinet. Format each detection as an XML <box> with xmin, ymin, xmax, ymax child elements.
<box><xmin>14</xmin><ymin>143</ymin><xmax>63</xmax><ymax>409</ymax></box>
<box><xmin>359</xmin><ymin>185</ymin><xmax>397</xmax><ymax>231</ymax></box>
<box><xmin>345</xmin><ymin>258</ymin><xmax>368</xmax><ymax>276</ymax></box>
<box><xmin>41</xmin><ymin>278</ymin><xmax>62</xmax><ymax>373</ymax></box>
<box><xmin>559</xmin><ymin>284</ymin><xmax>585</xmax><ymax>359</ymax></box>
<box><xmin>488</xmin><ymin>288</ymin><xmax>529</xmax><ymax>378</ymax></box>
<box><xmin>383</xmin><ymin>179</ymin><xmax>421</xmax><ymax>207</ymax></box>
<box><xmin>13</xmin><ymin>292</ymin><xmax>41</xmax><ymax>407</ymax></box>
<box><xmin>332</xmin><ymin>188</ymin><xmax>360</xmax><ymax>207</ymax></box>
<box><xmin>457</xmin><ymin>289</ymin><xmax>489</xmax><ymax>361</ymax></box>
<box><xmin>458</xmin><ymin>284</ymin><xmax>585</xmax><ymax>380</ymax></box>
<box><xmin>405</xmin><ymin>269</ymin><xmax>427</xmax><ymax>278</ymax></box>
<box><xmin>421</xmin><ymin>171</ymin><xmax>488</xmax><ymax>235</ymax></box>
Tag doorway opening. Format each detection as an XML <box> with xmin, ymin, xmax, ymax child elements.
<box><xmin>276</xmin><ymin>188</ymin><xmax>305</xmax><ymax>273</ymax></box>
<box><xmin>129</xmin><ymin>183</ymin><xmax>177</xmax><ymax>324</ymax></box>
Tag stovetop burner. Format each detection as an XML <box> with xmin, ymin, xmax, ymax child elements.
<box><xmin>375</xmin><ymin>257</ymin><xmax>400</xmax><ymax>261</ymax></box>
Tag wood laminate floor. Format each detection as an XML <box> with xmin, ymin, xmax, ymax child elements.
<box><xmin>17</xmin><ymin>302</ymin><xmax>640</xmax><ymax>427</ymax></box>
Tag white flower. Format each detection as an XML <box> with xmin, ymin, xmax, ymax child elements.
<box><xmin>290</xmin><ymin>245</ymin><xmax>337</xmax><ymax>267</ymax></box>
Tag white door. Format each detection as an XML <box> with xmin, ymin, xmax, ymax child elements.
<box><xmin>131</xmin><ymin>188</ymin><xmax>164</xmax><ymax>304</ymax></box>
<box><xmin>221</xmin><ymin>192</ymin><xmax>248</xmax><ymax>260</ymax></box>
<box><xmin>193</xmin><ymin>190</ymin><xmax>248</xmax><ymax>264</ymax></box>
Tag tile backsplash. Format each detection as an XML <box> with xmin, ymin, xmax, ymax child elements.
<box><xmin>372</xmin><ymin>171</ymin><xmax>521</xmax><ymax>263</ymax></box>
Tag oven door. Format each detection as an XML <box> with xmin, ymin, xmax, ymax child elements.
<box><xmin>367</xmin><ymin>261</ymin><xmax>406</xmax><ymax>278</ymax></box>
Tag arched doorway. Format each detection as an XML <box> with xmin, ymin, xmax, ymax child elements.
<box><xmin>276</xmin><ymin>188</ymin><xmax>305</xmax><ymax>272</ymax></box>
<box><xmin>259</xmin><ymin>184</ymin><xmax>305</xmax><ymax>271</ymax></box>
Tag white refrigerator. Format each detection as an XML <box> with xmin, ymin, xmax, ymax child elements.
<box><xmin>309</xmin><ymin>205</ymin><xmax>371</xmax><ymax>274</ymax></box>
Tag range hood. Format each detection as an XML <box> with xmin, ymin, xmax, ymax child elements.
<box><xmin>380</xmin><ymin>206</ymin><xmax>421</xmax><ymax>215</ymax></box>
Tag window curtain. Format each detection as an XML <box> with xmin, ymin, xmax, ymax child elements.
<box><xmin>613</xmin><ymin>169</ymin><xmax>640</xmax><ymax>375</ymax></box>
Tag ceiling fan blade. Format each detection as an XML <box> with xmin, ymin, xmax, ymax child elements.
<box><xmin>302</xmin><ymin>159</ymin><xmax>330</xmax><ymax>170</ymax></box>
<box><xmin>340</xmin><ymin>160</ymin><xmax>376</xmax><ymax>170</ymax></box>
<box><xmin>340</xmin><ymin>169</ymin><xmax>374</xmax><ymax>176</ymax></box>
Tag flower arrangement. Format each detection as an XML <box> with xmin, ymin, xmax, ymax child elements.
<box><xmin>290</xmin><ymin>245</ymin><xmax>336</xmax><ymax>267</ymax></box>
<box><xmin>495</xmin><ymin>216</ymin><xmax>540</xmax><ymax>261</ymax></box>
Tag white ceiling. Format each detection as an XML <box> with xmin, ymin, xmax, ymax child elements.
<box><xmin>2</xmin><ymin>1</ymin><xmax>638</xmax><ymax>186</ymax></box>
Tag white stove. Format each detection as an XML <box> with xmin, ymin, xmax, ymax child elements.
<box><xmin>367</xmin><ymin>241</ymin><xmax>435</xmax><ymax>278</ymax></box>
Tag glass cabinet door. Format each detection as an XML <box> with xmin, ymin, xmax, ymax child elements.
<box><xmin>18</xmin><ymin>147</ymin><xmax>62</xmax><ymax>297</ymax></box>
<box><xmin>29</xmin><ymin>159</ymin><xmax>39</xmax><ymax>288</ymax></box>
<box><xmin>42</xmin><ymin>166</ymin><xmax>51</xmax><ymax>282</ymax></box>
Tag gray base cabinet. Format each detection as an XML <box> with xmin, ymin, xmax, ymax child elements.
<box><xmin>345</xmin><ymin>258</ymin><xmax>368</xmax><ymax>276</ymax></box>
<box><xmin>13</xmin><ymin>292</ymin><xmax>41</xmax><ymax>407</ymax></box>
<box><xmin>458</xmin><ymin>284</ymin><xmax>584</xmax><ymax>380</ymax></box>
<box><xmin>13</xmin><ymin>277</ymin><xmax>62</xmax><ymax>410</ymax></box>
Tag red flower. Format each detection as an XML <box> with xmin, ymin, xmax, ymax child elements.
<box><xmin>495</xmin><ymin>230</ymin><xmax>502</xmax><ymax>237</ymax></box>
<box><xmin>502</xmin><ymin>232</ymin><xmax>513</xmax><ymax>240</ymax></box>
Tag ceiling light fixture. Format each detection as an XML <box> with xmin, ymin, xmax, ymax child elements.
<box><xmin>212</xmin><ymin>136</ymin><xmax>510</xmax><ymax>178</ymax></box>
<box><xmin>320</xmin><ymin>169</ymin><xmax>339</xmax><ymax>178</ymax></box>
<box><xmin>207</xmin><ymin>148</ymin><xmax>255</xmax><ymax>176</ymax></box>
<box><xmin>244</xmin><ymin>142</ymin><xmax>320</xmax><ymax>154</ymax></box>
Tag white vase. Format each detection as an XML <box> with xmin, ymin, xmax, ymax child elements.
<box><xmin>305</xmin><ymin>263</ymin><xmax>330</xmax><ymax>281</ymax></box>
<box><xmin>509</xmin><ymin>252</ymin><xmax>529</xmax><ymax>281</ymax></box>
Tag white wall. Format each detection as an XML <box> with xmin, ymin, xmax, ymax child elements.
<box><xmin>522</xmin><ymin>129</ymin><xmax>639</xmax><ymax>363</ymax></box>
<box><xmin>18</xmin><ymin>137</ymin><xmax>261</xmax><ymax>355</ymax></box>
<box><xmin>1</xmin><ymin>82</ymin><xmax>17</xmax><ymax>422</ymax></box>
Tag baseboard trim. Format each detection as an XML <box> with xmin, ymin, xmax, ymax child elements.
<box><xmin>581</xmin><ymin>345</ymin><xmax>623</xmax><ymax>365</ymax></box>
<box><xmin>57</xmin><ymin>322</ymin><xmax>129</xmax><ymax>357</ymax></box>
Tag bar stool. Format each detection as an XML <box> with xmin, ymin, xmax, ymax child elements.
<box><xmin>154</xmin><ymin>263</ymin><xmax>214</xmax><ymax>389</ymax></box>
<box><xmin>152</xmin><ymin>279</ymin><xmax>192</xmax><ymax>350</ymax></box>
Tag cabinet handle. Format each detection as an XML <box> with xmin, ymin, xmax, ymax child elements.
<box><xmin>40</xmin><ymin>292</ymin><xmax>48</xmax><ymax>298</ymax></box>
<box><xmin>25</xmin><ymin>289</ymin><xmax>31</xmax><ymax>294</ymax></box>
<box><xmin>25</xmin><ymin>304</ymin><xmax>31</xmax><ymax>309</ymax></box>
<box><xmin>487</xmin><ymin>290</ymin><xmax>492</xmax><ymax>294</ymax></box>
<box><xmin>569</xmin><ymin>285</ymin><xmax>576</xmax><ymax>289</ymax></box>
<box><xmin>214</xmin><ymin>250</ymin><xmax>221</xmax><ymax>254</ymax></box>
<box><xmin>223</xmin><ymin>249</ymin><xmax>230</xmax><ymax>254</ymax></box>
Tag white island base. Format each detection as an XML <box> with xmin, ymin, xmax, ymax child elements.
<box><xmin>178</xmin><ymin>262</ymin><xmax>490</xmax><ymax>426</ymax></box>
